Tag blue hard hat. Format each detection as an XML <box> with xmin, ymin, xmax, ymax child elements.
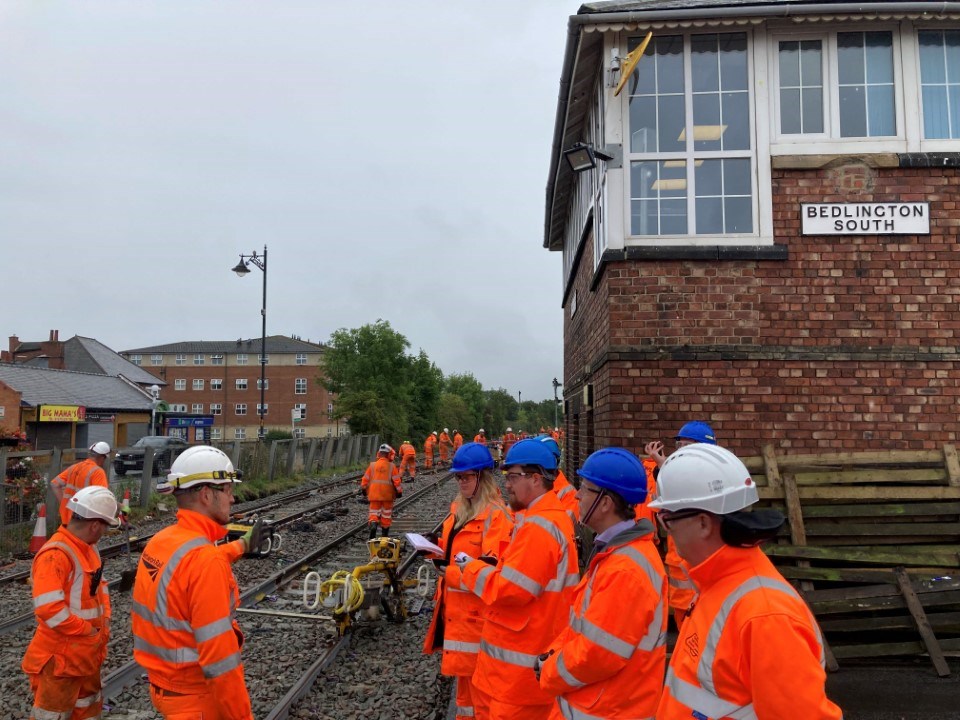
<box><xmin>675</xmin><ymin>421</ymin><xmax>717</xmax><ymax>445</ymax></box>
<box><xmin>451</xmin><ymin>442</ymin><xmax>495</xmax><ymax>473</ymax></box>
<box><xmin>536</xmin><ymin>434</ymin><xmax>561</xmax><ymax>460</ymax></box>
<box><xmin>576</xmin><ymin>448</ymin><xmax>648</xmax><ymax>505</ymax></box>
<box><xmin>503</xmin><ymin>438</ymin><xmax>558</xmax><ymax>471</ymax></box>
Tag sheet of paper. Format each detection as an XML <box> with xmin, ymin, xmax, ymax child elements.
<box><xmin>405</xmin><ymin>532</ymin><xmax>444</xmax><ymax>556</ymax></box>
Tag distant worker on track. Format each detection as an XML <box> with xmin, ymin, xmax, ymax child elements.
<box><xmin>398</xmin><ymin>440</ymin><xmax>417</xmax><ymax>482</ymax></box>
<box><xmin>473</xmin><ymin>428</ymin><xmax>487</xmax><ymax>445</ymax></box>
<box><xmin>425</xmin><ymin>431</ymin><xmax>438</xmax><ymax>470</ymax></box>
<box><xmin>424</xmin><ymin>442</ymin><xmax>514</xmax><ymax>720</ymax></box>
<box><xmin>453</xmin><ymin>429</ymin><xmax>464</xmax><ymax>452</ymax></box>
<box><xmin>361</xmin><ymin>444</ymin><xmax>403</xmax><ymax>538</ymax></box>
<box><xmin>439</xmin><ymin>428</ymin><xmax>453</xmax><ymax>466</ymax></box>
<box><xmin>22</xmin><ymin>486</ymin><xmax>119</xmax><ymax>720</ymax></box>
<box><xmin>501</xmin><ymin>427</ymin><xmax>517</xmax><ymax>459</ymax></box>
<box><xmin>51</xmin><ymin>442</ymin><xmax>111</xmax><ymax>526</ymax></box>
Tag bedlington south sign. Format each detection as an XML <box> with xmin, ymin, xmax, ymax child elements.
<box><xmin>801</xmin><ymin>202</ymin><xmax>930</xmax><ymax>235</ymax></box>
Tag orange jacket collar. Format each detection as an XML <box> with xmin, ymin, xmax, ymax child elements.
<box><xmin>50</xmin><ymin>525</ymin><xmax>102</xmax><ymax>571</ymax></box>
<box><xmin>175</xmin><ymin>507</ymin><xmax>229</xmax><ymax>543</ymax></box>
<box><xmin>687</xmin><ymin>543</ymin><xmax>760</xmax><ymax>592</ymax></box>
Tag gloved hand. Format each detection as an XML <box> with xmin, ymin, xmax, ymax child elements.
<box><xmin>241</xmin><ymin>519</ymin><xmax>264</xmax><ymax>554</ymax></box>
<box><xmin>454</xmin><ymin>552</ymin><xmax>474</xmax><ymax>569</ymax></box>
<box><xmin>533</xmin><ymin>650</ymin><xmax>555</xmax><ymax>681</ymax></box>
<box><xmin>396</xmin><ymin>489</ymin><xmax>403</xmax><ymax>498</ymax></box>
<box><xmin>358</xmin><ymin>487</ymin><xmax>367</xmax><ymax>498</ymax></box>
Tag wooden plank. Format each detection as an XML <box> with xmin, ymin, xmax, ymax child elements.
<box><xmin>792</xmin><ymin>468</ymin><xmax>947</xmax><ymax>486</ymax></box>
<box><xmin>759</xmin><ymin>486</ymin><xmax>960</xmax><ymax>502</ymax></box>
<box><xmin>762</xmin><ymin>444</ymin><xmax>783</xmax><ymax>495</ymax></box>
<box><xmin>894</xmin><ymin>567</ymin><xmax>952</xmax><ymax>677</ymax></box>
<box><xmin>774</xmin><ymin>449</ymin><xmax>944</xmax><ymax>468</ymax></box>
<box><xmin>777</xmin><ymin>566</ymin><xmax>946</xmax><ymax>584</ymax></box>
<box><xmin>944</xmin><ymin>444</ymin><xmax>960</xmax><ymax>488</ymax></box>
<box><xmin>808</xmin><ymin>589</ymin><xmax>960</xmax><ymax>615</ymax></box>
<box><xmin>764</xmin><ymin>544</ymin><xmax>960</xmax><ymax>567</ymax></box>
<box><xmin>804</xmin><ymin>521</ymin><xmax>960</xmax><ymax>538</ymax></box>
<box><xmin>801</xmin><ymin>502</ymin><xmax>960</xmax><ymax>519</ymax></box>
<box><xmin>805</xmin><ymin>576</ymin><xmax>960</xmax><ymax>603</ymax></box>
<box><xmin>821</xmin><ymin>611</ymin><xmax>960</xmax><ymax>633</ymax></box>
<box><xmin>799</xmin><ymin>535</ymin><xmax>960</xmax><ymax>548</ymax></box>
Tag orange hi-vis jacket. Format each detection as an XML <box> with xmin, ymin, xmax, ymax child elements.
<box><xmin>645</xmin><ymin>459</ymin><xmax>693</xmax><ymax>612</ymax></box>
<box><xmin>52</xmin><ymin>459</ymin><xmax>109</xmax><ymax>525</ymax></box>
<box><xmin>637</xmin><ymin>458</ymin><xmax>660</xmax><ymax>528</ymax></box>
<box><xmin>399</xmin><ymin>442</ymin><xmax>416</xmax><ymax>459</ymax></box>
<box><xmin>540</xmin><ymin>520</ymin><xmax>667</xmax><ymax>720</ymax></box>
<box><xmin>658</xmin><ymin>544</ymin><xmax>842</xmax><ymax>720</ymax></box>
<box><xmin>473</xmin><ymin>433</ymin><xmax>486</xmax><ymax>445</ymax></box>
<box><xmin>362</xmin><ymin>457</ymin><xmax>402</xmax><ymax>501</ymax></box>
<box><xmin>501</xmin><ymin>432</ymin><xmax>517</xmax><ymax>456</ymax></box>
<box><xmin>453</xmin><ymin>432</ymin><xmax>464</xmax><ymax>451</ymax></box>
<box><xmin>425</xmin><ymin>435</ymin><xmax>437</xmax><ymax>454</ymax></box>
<box><xmin>439</xmin><ymin>431</ymin><xmax>453</xmax><ymax>450</ymax></box>
<box><xmin>459</xmin><ymin>491</ymin><xmax>579</xmax><ymax>707</ymax></box>
<box><xmin>552</xmin><ymin>469</ymin><xmax>580</xmax><ymax>519</ymax></box>
<box><xmin>423</xmin><ymin>500</ymin><xmax>514</xmax><ymax>676</ymax></box>
<box><xmin>22</xmin><ymin>527</ymin><xmax>111</xmax><ymax>679</ymax></box>
<box><xmin>132</xmin><ymin>509</ymin><xmax>253</xmax><ymax>720</ymax></box>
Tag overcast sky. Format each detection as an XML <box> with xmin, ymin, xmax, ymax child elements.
<box><xmin>0</xmin><ymin>1</ymin><xmax>572</xmax><ymax>401</ymax></box>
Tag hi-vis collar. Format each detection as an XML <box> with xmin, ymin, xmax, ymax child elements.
<box><xmin>172</xmin><ymin>470</ymin><xmax>240</xmax><ymax>489</ymax></box>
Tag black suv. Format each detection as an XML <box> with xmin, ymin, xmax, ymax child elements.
<box><xmin>114</xmin><ymin>436</ymin><xmax>190</xmax><ymax>476</ymax></box>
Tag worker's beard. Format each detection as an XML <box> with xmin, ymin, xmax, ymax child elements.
<box><xmin>507</xmin><ymin>494</ymin><xmax>525</xmax><ymax>512</ymax></box>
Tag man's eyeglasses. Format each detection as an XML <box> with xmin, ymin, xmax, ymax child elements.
<box><xmin>579</xmin><ymin>485</ymin><xmax>603</xmax><ymax>496</ymax></box>
<box><xmin>504</xmin><ymin>471</ymin><xmax>536</xmax><ymax>482</ymax></box>
<box><xmin>656</xmin><ymin>509</ymin><xmax>704</xmax><ymax>529</ymax></box>
<box><xmin>200</xmin><ymin>483</ymin><xmax>231</xmax><ymax>495</ymax></box>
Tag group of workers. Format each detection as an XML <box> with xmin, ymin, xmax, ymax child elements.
<box><xmin>423</xmin><ymin>425</ymin><xmax>843</xmax><ymax>720</ymax></box>
<box><xmin>420</xmin><ymin>426</ymin><xmax>564</xmax><ymax>470</ymax></box>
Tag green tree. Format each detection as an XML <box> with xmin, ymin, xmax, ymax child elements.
<box><xmin>407</xmin><ymin>350</ymin><xmax>443</xmax><ymax>444</ymax></box>
<box><xmin>438</xmin><ymin>393</ymin><xmax>472</xmax><ymax>434</ymax></box>
<box><xmin>320</xmin><ymin>320</ymin><xmax>411</xmax><ymax>441</ymax></box>
<box><xmin>482</xmin><ymin>388</ymin><xmax>516</xmax><ymax>435</ymax></box>
<box><xmin>444</xmin><ymin>373</ymin><xmax>485</xmax><ymax>432</ymax></box>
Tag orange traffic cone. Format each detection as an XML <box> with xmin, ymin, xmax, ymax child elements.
<box><xmin>29</xmin><ymin>504</ymin><xmax>47</xmax><ymax>554</ymax></box>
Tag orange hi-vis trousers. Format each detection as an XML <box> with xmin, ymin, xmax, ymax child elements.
<box><xmin>400</xmin><ymin>456</ymin><xmax>416</xmax><ymax>479</ymax></box>
<box><xmin>472</xmin><ymin>684</ymin><xmax>553</xmax><ymax>720</ymax></box>
<box><xmin>368</xmin><ymin>500</ymin><xmax>395</xmax><ymax>528</ymax></box>
<box><xmin>29</xmin><ymin>658</ymin><xmax>102</xmax><ymax>720</ymax></box>
<box><xmin>150</xmin><ymin>683</ymin><xmax>227</xmax><ymax>720</ymax></box>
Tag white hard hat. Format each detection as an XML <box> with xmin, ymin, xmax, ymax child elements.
<box><xmin>378</xmin><ymin>443</ymin><xmax>394</xmax><ymax>454</ymax></box>
<box><xmin>478</xmin><ymin>428</ymin><xmax>484</xmax><ymax>433</ymax></box>
<box><xmin>648</xmin><ymin>443</ymin><xmax>758</xmax><ymax>514</ymax></box>
<box><xmin>165</xmin><ymin>445</ymin><xmax>240</xmax><ymax>491</ymax></box>
<box><xmin>69</xmin><ymin>486</ymin><xmax>120</xmax><ymax>527</ymax></box>
<box><xmin>432</xmin><ymin>431</ymin><xmax>438</xmax><ymax>436</ymax></box>
<box><xmin>506</xmin><ymin>427</ymin><xmax>513</xmax><ymax>433</ymax></box>
<box><xmin>89</xmin><ymin>441</ymin><xmax>111</xmax><ymax>455</ymax></box>
<box><xmin>444</xmin><ymin>428</ymin><xmax>449</xmax><ymax>433</ymax></box>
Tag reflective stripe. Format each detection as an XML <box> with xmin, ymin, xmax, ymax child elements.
<box><xmin>456</xmin><ymin>705</ymin><xmax>475</xmax><ymax>718</ymax></box>
<box><xmin>33</xmin><ymin>590</ymin><xmax>65</xmax><ymax>607</ymax></box>
<box><xmin>555</xmin><ymin>650</ymin><xmax>588</xmax><ymax>688</ymax></box>
<box><xmin>134</xmin><ymin>635</ymin><xmax>200</xmax><ymax>663</ymax></box>
<box><xmin>443</xmin><ymin>639</ymin><xmax>480</xmax><ymax>653</ymax></box>
<box><xmin>473</xmin><ymin>564</ymin><xmax>495</xmax><ymax>598</ymax></box>
<box><xmin>577</xmin><ymin>616</ymin><xmax>634</xmax><ymax>659</ymax></box>
<box><xmin>523</xmin><ymin>515</ymin><xmax>576</xmax><ymax>593</ymax></box>
<box><xmin>75</xmin><ymin>691</ymin><xmax>102</xmax><ymax>708</ymax></box>
<box><xmin>557</xmin><ymin>484</ymin><xmax>574</xmax><ymax>499</ymax></box>
<box><xmin>665</xmin><ymin>668</ymin><xmax>757</xmax><ymax>720</ymax></box>
<box><xmin>194</xmin><ymin>616</ymin><xmax>234</xmax><ymax>643</ymax></box>
<box><xmin>202</xmin><ymin>651</ymin><xmax>242</xmax><ymax>678</ymax></box>
<box><xmin>155</xmin><ymin>537</ymin><xmax>209</xmax><ymax>619</ymax></box>
<box><xmin>132</xmin><ymin>600</ymin><xmax>194</xmax><ymax>632</ymax></box>
<box><xmin>558</xmin><ymin>696</ymin><xmax>653</xmax><ymax>720</ymax></box>
<box><xmin>479</xmin><ymin>639</ymin><xmax>538</xmax><ymax>668</ymax></box>
<box><xmin>545</xmin><ymin>571</ymin><xmax>580</xmax><ymax>592</ymax></box>
<box><xmin>44</xmin><ymin>607</ymin><xmax>71</xmax><ymax>628</ymax></box>
<box><xmin>41</xmin><ymin>540</ymin><xmax>103</xmax><ymax>625</ymax></box>
<box><xmin>524</xmin><ymin>515</ymin><xmax>566</xmax><ymax>547</ymax></box>
<box><xmin>77</xmin><ymin>607</ymin><xmax>102</xmax><ymax>620</ymax></box>
<box><xmin>669</xmin><ymin>576</ymin><xmax>696</xmax><ymax>590</ymax></box>
<box><xmin>31</xmin><ymin>708</ymin><xmax>68</xmax><ymax>720</ymax></box>
<box><xmin>501</xmin><ymin>565</ymin><xmax>542</xmax><ymax>596</ymax></box>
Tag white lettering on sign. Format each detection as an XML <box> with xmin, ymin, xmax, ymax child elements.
<box><xmin>801</xmin><ymin>203</ymin><xmax>930</xmax><ymax>235</ymax></box>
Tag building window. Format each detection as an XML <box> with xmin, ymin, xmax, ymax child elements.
<box><xmin>236</xmin><ymin>379</ymin><xmax>248</xmax><ymax>390</ymax></box>
<box><xmin>257</xmin><ymin>403</ymin><xmax>268</xmax><ymax>416</ymax></box>
<box><xmin>258</xmin><ymin>354</ymin><xmax>270</xmax><ymax>365</ymax></box>
<box><xmin>211</xmin><ymin>379</ymin><xmax>223</xmax><ymax>391</ymax></box>
<box><xmin>778</xmin><ymin>40</ymin><xmax>824</xmax><ymax>134</ymax></box>
<box><xmin>192</xmin><ymin>379</ymin><xmax>204</xmax><ymax>391</ymax></box>
<box><xmin>296</xmin><ymin>353</ymin><xmax>307</xmax><ymax>365</ymax></box>
<box><xmin>191</xmin><ymin>403</ymin><xmax>204</xmax><ymax>413</ymax></box>
<box><xmin>211</xmin><ymin>403</ymin><xmax>222</xmax><ymax>416</ymax></box>
<box><xmin>194</xmin><ymin>353</ymin><xmax>205</xmax><ymax>366</ymax></box>
<box><xmin>236</xmin><ymin>353</ymin><xmax>248</xmax><ymax>365</ymax></box>
<box><xmin>130</xmin><ymin>354</ymin><xmax>142</xmax><ymax>366</ymax></box>
<box><xmin>211</xmin><ymin>354</ymin><xmax>224</xmax><ymax>366</ymax></box>
<box><xmin>175</xmin><ymin>354</ymin><xmax>186</xmax><ymax>366</ymax></box>
<box><xmin>294</xmin><ymin>402</ymin><xmax>307</xmax><ymax>420</ymax></box>
<box><xmin>210</xmin><ymin>427</ymin><xmax>222</xmax><ymax>440</ymax></box>
<box><xmin>236</xmin><ymin>404</ymin><xmax>247</xmax><ymax>416</ymax></box>
<box><xmin>294</xmin><ymin>428</ymin><xmax>306</xmax><ymax>439</ymax></box>
<box><xmin>174</xmin><ymin>379</ymin><xmax>186</xmax><ymax>391</ymax></box>
<box><xmin>838</xmin><ymin>32</ymin><xmax>895</xmax><ymax>137</ymax></box>
<box><xmin>256</xmin><ymin>378</ymin><xmax>269</xmax><ymax>390</ymax></box>
<box><xmin>171</xmin><ymin>403</ymin><xmax>187</xmax><ymax>412</ymax></box>
<box><xmin>919</xmin><ymin>30</ymin><xmax>960</xmax><ymax>139</ymax></box>
<box><xmin>151</xmin><ymin>354</ymin><xmax>163</xmax><ymax>366</ymax></box>
<box><xmin>235</xmin><ymin>428</ymin><xmax>246</xmax><ymax>440</ymax></box>
<box><xmin>627</xmin><ymin>32</ymin><xmax>753</xmax><ymax>237</ymax></box>
<box><xmin>295</xmin><ymin>378</ymin><xmax>307</xmax><ymax>395</ymax></box>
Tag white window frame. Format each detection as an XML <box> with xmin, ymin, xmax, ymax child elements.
<box><xmin>295</xmin><ymin>353</ymin><xmax>308</xmax><ymax>365</ymax></box>
<box><xmin>234</xmin><ymin>428</ymin><xmax>246</xmax><ymax>440</ymax></box>
<box><xmin>151</xmin><ymin>354</ymin><xmax>163</xmax><ymax>366</ymax></box>
<box><xmin>294</xmin><ymin>428</ymin><xmax>306</xmax><ymax>439</ymax></box>
<box><xmin>236</xmin><ymin>378</ymin><xmax>248</xmax><ymax>390</ymax></box>
<box><xmin>175</xmin><ymin>354</ymin><xmax>186</xmax><ymax>366</ymax></box>
<box><xmin>236</xmin><ymin>353</ymin><xmax>248</xmax><ymax>365</ymax></box>
<box><xmin>174</xmin><ymin>379</ymin><xmax>186</xmax><ymax>391</ymax></box>
<box><xmin>257</xmin><ymin>403</ymin><xmax>269</xmax><ymax>417</ymax></box>
<box><xmin>236</xmin><ymin>403</ymin><xmax>247</xmax><ymax>416</ymax></box>
<box><xmin>193</xmin><ymin>353</ymin><xmax>205</xmax><ymax>366</ymax></box>
<box><xmin>256</xmin><ymin>378</ymin><xmax>269</xmax><ymax>390</ymax></box>
<box><xmin>211</xmin><ymin>379</ymin><xmax>223</xmax><ymax>391</ymax></box>
<box><xmin>258</xmin><ymin>354</ymin><xmax>270</xmax><ymax>365</ymax></box>
<box><xmin>211</xmin><ymin>354</ymin><xmax>224</xmax><ymax>365</ymax></box>
<box><xmin>915</xmin><ymin>24</ymin><xmax>960</xmax><ymax>149</ymax></box>
<box><xmin>295</xmin><ymin>378</ymin><xmax>307</xmax><ymax>395</ymax></box>
<box><xmin>210</xmin><ymin>427</ymin><xmax>222</xmax><ymax>440</ymax></box>
<box><xmin>191</xmin><ymin>403</ymin><xmax>204</xmax><ymax>413</ymax></box>
<box><xmin>171</xmin><ymin>403</ymin><xmax>187</xmax><ymax>412</ymax></box>
<box><xmin>294</xmin><ymin>402</ymin><xmax>307</xmax><ymax>418</ymax></box>
<box><xmin>192</xmin><ymin>379</ymin><xmax>204</xmax><ymax>391</ymax></box>
<box><xmin>211</xmin><ymin>403</ymin><xmax>222</xmax><ymax>416</ymax></box>
<box><xmin>130</xmin><ymin>354</ymin><xmax>142</xmax><ymax>366</ymax></box>
<box><xmin>620</xmin><ymin>29</ymin><xmax>772</xmax><ymax>246</ymax></box>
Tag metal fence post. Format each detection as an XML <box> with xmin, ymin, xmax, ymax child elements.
<box><xmin>139</xmin><ymin>447</ymin><xmax>156</xmax><ymax>507</ymax></box>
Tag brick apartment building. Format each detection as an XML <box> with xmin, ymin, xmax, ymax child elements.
<box><xmin>546</xmin><ymin>0</ymin><xmax>960</xmax><ymax>467</ymax></box>
<box><xmin>120</xmin><ymin>336</ymin><xmax>339</xmax><ymax>441</ymax></box>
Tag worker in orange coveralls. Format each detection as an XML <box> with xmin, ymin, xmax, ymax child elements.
<box><xmin>473</xmin><ymin>429</ymin><xmax>487</xmax><ymax>445</ymax></box>
<box><xmin>51</xmin><ymin>442</ymin><xmax>111</xmax><ymax>526</ymax></box>
<box><xmin>361</xmin><ymin>443</ymin><xmax>403</xmax><ymax>537</ymax></box>
<box><xmin>22</xmin><ymin>486</ymin><xmax>118</xmax><ymax>720</ymax></box>
<box><xmin>423</xmin><ymin>442</ymin><xmax>514</xmax><ymax>720</ymax></box>
<box><xmin>398</xmin><ymin>440</ymin><xmax>417</xmax><ymax>481</ymax></box>
<box><xmin>425</xmin><ymin>431</ymin><xmax>438</xmax><ymax>470</ymax></box>
<box><xmin>501</xmin><ymin>427</ymin><xmax>517</xmax><ymax>458</ymax></box>
<box><xmin>439</xmin><ymin>428</ymin><xmax>453</xmax><ymax>465</ymax></box>
<box><xmin>453</xmin><ymin>429</ymin><xmax>464</xmax><ymax>452</ymax></box>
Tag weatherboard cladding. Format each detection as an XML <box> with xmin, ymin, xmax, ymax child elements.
<box><xmin>0</xmin><ymin>363</ymin><xmax>153</xmax><ymax>411</ymax></box>
<box><xmin>121</xmin><ymin>336</ymin><xmax>325</xmax><ymax>355</ymax></box>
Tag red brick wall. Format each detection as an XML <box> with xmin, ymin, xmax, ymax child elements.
<box><xmin>0</xmin><ymin>380</ymin><xmax>23</xmax><ymax>433</ymax></box>
<box><xmin>564</xmin><ymin>165</ymin><xmax>960</xmax><ymax>457</ymax></box>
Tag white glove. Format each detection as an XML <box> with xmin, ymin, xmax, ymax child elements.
<box><xmin>454</xmin><ymin>552</ymin><xmax>474</xmax><ymax>568</ymax></box>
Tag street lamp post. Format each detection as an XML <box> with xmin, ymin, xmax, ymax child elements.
<box><xmin>231</xmin><ymin>245</ymin><xmax>268</xmax><ymax>442</ymax></box>
<box><xmin>552</xmin><ymin>377</ymin><xmax>562</xmax><ymax>430</ymax></box>
<box><xmin>149</xmin><ymin>384</ymin><xmax>161</xmax><ymax>436</ymax></box>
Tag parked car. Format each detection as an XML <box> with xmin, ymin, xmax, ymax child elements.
<box><xmin>114</xmin><ymin>436</ymin><xmax>190</xmax><ymax>476</ymax></box>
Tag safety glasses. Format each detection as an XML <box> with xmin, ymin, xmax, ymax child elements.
<box><xmin>656</xmin><ymin>509</ymin><xmax>704</xmax><ymax>530</ymax></box>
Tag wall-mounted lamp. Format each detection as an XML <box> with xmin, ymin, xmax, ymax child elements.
<box><xmin>563</xmin><ymin>143</ymin><xmax>615</xmax><ymax>173</ymax></box>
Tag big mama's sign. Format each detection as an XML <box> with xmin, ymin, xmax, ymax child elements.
<box><xmin>39</xmin><ymin>405</ymin><xmax>86</xmax><ymax>422</ymax></box>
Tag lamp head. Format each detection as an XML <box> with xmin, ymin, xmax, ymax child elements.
<box><xmin>232</xmin><ymin>258</ymin><xmax>251</xmax><ymax>276</ymax></box>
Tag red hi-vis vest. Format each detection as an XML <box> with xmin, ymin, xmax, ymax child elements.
<box><xmin>423</xmin><ymin>500</ymin><xmax>514</xmax><ymax>676</ymax></box>
<box><xmin>459</xmin><ymin>491</ymin><xmax>579</xmax><ymax>707</ymax></box>
<box><xmin>132</xmin><ymin>509</ymin><xmax>253</xmax><ymax>720</ymax></box>
<box><xmin>540</xmin><ymin>521</ymin><xmax>667</xmax><ymax>719</ymax></box>
<box><xmin>658</xmin><ymin>544</ymin><xmax>843</xmax><ymax>720</ymax></box>
<box><xmin>22</xmin><ymin>527</ymin><xmax>111</xmax><ymax>679</ymax></box>
<box><xmin>53</xmin><ymin>459</ymin><xmax>108</xmax><ymax>525</ymax></box>
<box><xmin>361</xmin><ymin>457</ymin><xmax>402</xmax><ymax>501</ymax></box>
